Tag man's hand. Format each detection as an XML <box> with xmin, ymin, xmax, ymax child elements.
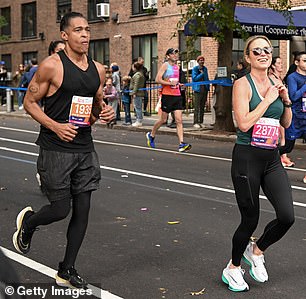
<box><xmin>99</xmin><ymin>104</ymin><xmax>115</xmax><ymax>124</ymax></box>
<box><xmin>53</xmin><ymin>123</ymin><xmax>79</xmax><ymax>142</ymax></box>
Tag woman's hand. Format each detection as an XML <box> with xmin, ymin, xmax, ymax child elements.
<box><xmin>264</xmin><ymin>85</ymin><xmax>280</xmax><ymax>104</ymax></box>
<box><xmin>275</xmin><ymin>83</ymin><xmax>291</xmax><ymax>104</ymax></box>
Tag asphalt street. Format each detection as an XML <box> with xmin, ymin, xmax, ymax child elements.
<box><xmin>1</xmin><ymin>116</ymin><xmax>306</xmax><ymax>299</ymax></box>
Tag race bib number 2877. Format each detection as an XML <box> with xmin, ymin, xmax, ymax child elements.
<box><xmin>69</xmin><ymin>95</ymin><xmax>93</xmax><ymax>126</ymax></box>
<box><xmin>251</xmin><ymin>117</ymin><xmax>280</xmax><ymax>149</ymax></box>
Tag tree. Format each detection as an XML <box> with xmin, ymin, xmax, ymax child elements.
<box><xmin>162</xmin><ymin>0</ymin><xmax>292</xmax><ymax>132</ymax></box>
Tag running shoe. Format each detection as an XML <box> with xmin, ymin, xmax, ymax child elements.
<box><xmin>146</xmin><ymin>132</ymin><xmax>155</xmax><ymax>148</ymax></box>
<box><xmin>178</xmin><ymin>142</ymin><xmax>192</xmax><ymax>152</ymax></box>
<box><xmin>56</xmin><ymin>262</ymin><xmax>88</xmax><ymax>289</ymax></box>
<box><xmin>243</xmin><ymin>242</ymin><xmax>268</xmax><ymax>282</ymax></box>
<box><xmin>13</xmin><ymin>207</ymin><xmax>35</xmax><ymax>254</ymax></box>
<box><xmin>222</xmin><ymin>260</ymin><xmax>249</xmax><ymax>292</ymax></box>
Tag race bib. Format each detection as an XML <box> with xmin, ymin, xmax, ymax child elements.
<box><xmin>69</xmin><ymin>95</ymin><xmax>93</xmax><ymax>126</ymax></box>
<box><xmin>251</xmin><ymin>117</ymin><xmax>280</xmax><ymax>149</ymax></box>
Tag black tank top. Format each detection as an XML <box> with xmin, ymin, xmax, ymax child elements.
<box><xmin>36</xmin><ymin>51</ymin><xmax>100</xmax><ymax>152</ymax></box>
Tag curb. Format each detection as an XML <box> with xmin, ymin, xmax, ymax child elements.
<box><xmin>2</xmin><ymin>111</ymin><xmax>305</xmax><ymax>149</ymax></box>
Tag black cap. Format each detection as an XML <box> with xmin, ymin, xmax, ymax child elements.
<box><xmin>166</xmin><ymin>48</ymin><xmax>179</xmax><ymax>55</ymax></box>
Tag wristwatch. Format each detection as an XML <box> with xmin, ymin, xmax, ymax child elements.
<box><xmin>283</xmin><ymin>102</ymin><xmax>292</xmax><ymax>108</ymax></box>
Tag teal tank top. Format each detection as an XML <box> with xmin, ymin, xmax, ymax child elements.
<box><xmin>236</xmin><ymin>73</ymin><xmax>284</xmax><ymax>145</ymax></box>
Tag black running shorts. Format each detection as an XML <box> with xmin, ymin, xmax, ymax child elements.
<box><xmin>37</xmin><ymin>148</ymin><xmax>101</xmax><ymax>202</ymax></box>
<box><xmin>161</xmin><ymin>95</ymin><xmax>183</xmax><ymax>113</ymax></box>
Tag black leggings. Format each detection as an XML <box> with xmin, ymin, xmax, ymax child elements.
<box><xmin>231</xmin><ymin>144</ymin><xmax>294</xmax><ymax>266</ymax></box>
<box><xmin>27</xmin><ymin>191</ymin><xmax>91</xmax><ymax>268</ymax></box>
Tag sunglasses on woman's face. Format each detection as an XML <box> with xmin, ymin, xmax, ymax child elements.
<box><xmin>248</xmin><ymin>47</ymin><xmax>273</xmax><ymax>56</ymax></box>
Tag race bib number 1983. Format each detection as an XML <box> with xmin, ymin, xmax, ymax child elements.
<box><xmin>69</xmin><ymin>95</ymin><xmax>93</xmax><ymax>126</ymax></box>
<box><xmin>251</xmin><ymin>117</ymin><xmax>280</xmax><ymax>149</ymax></box>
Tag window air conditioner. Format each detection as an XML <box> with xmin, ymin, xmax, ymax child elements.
<box><xmin>97</xmin><ymin>3</ymin><xmax>110</xmax><ymax>18</ymax></box>
<box><xmin>142</xmin><ymin>0</ymin><xmax>157</xmax><ymax>10</ymax></box>
<box><xmin>181</xmin><ymin>60</ymin><xmax>197</xmax><ymax>72</ymax></box>
<box><xmin>188</xmin><ymin>60</ymin><xmax>197</xmax><ymax>70</ymax></box>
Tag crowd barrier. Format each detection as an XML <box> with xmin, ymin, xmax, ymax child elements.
<box><xmin>0</xmin><ymin>78</ymin><xmax>232</xmax><ymax>114</ymax></box>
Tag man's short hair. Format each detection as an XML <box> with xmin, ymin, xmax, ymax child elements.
<box><xmin>295</xmin><ymin>51</ymin><xmax>306</xmax><ymax>62</ymax></box>
<box><xmin>60</xmin><ymin>12</ymin><xmax>85</xmax><ymax>32</ymax></box>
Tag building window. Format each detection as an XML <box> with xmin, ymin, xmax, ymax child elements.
<box><xmin>23</xmin><ymin>52</ymin><xmax>37</xmax><ymax>67</ymax></box>
<box><xmin>132</xmin><ymin>0</ymin><xmax>157</xmax><ymax>15</ymax></box>
<box><xmin>1</xmin><ymin>54</ymin><xmax>11</xmax><ymax>72</ymax></box>
<box><xmin>179</xmin><ymin>31</ymin><xmax>201</xmax><ymax>62</ymax></box>
<box><xmin>232</xmin><ymin>38</ymin><xmax>279</xmax><ymax>67</ymax></box>
<box><xmin>88</xmin><ymin>0</ymin><xmax>109</xmax><ymax>21</ymax></box>
<box><xmin>57</xmin><ymin>0</ymin><xmax>71</xmax><ymax>21</ymax></box>
<box><xmin>89</xmin><ymin>39</ymin><xmax>110</xmax><ymax>66</ymax></box>
<box><xmin>22</xmin><ymin>2</ymin><xmax>36</xmax><ymax>39</ymax></box>
<box><xmin>0</xmin><ymin>7</ymin><xmax>11</xmax><ymax>37</ymax></box>
<box><xmin>132</xmin><ymin>34</ymin><xmax>157</xmax><ymax>80</ymax></box>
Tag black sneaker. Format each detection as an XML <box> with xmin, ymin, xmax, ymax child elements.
<box><xmin>56</xmin><ymin>262</ymin><xmax>88</xmax><ymax>289</ymax></box>
<box><xmin>13</xmin><ymin>207</ymin><xmax>35</xmax><ymax>254</ymax></box>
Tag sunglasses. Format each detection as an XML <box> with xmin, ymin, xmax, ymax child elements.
<box><xmin>170</xmin><ymin>49</ymin><xmax>179</xmax><ymax>55</ymax></box>
<box><xmin>247</xmin><ymin>47</ymin><xmax>273</xmax><ymax>56</ymax></box>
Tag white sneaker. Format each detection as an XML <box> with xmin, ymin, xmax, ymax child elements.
<box><xmin>132</xmin><ymin>121</ymin><xmax>142</xmax><ymax>127</ymax></box>
<box><xmin>18</xmin><ymin>105</ymin><xmax>24</xmax><ymax>110</ymax></box>
<box><xmin>222</xmin><ymin>260</ymin><xmax>249</xmax><ymax>292</ymax></box>
<box><xmin>193</xmin><ymin>124</ymin><xmax>201</xmax><ymax>129</ymax></box>
<box><xmin>243</xmin><ymin>242</ymin><xmax>268</xmax><ymax>282</ymax></box>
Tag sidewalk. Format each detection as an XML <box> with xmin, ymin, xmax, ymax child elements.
<box><xmin>0</xmin><ymin>104</ymin><xmax>236</xmax><ymax>142</ymax></box>
<box><xmin>1</xmin><ymin>104</ymin><xmax>305</xmax><ymax>148</ymax></box>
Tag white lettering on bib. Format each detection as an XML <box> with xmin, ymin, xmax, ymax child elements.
<box><xmin>251</xmin><ymin>117</ymin><xmax>280</xmax><ymax>149</ymax></box>
<box><xmin>69</xmin><ymin>95</ymin><xmax>93</xmax><ymax>126</ymax></box>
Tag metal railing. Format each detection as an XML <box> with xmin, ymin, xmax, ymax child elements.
<box><xmin>144</xmin><ymin>81</ymin><xmax>213</xmax><ymax>115</ymax></box>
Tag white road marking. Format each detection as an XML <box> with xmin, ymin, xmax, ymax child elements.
<box><xmin>1</xmin><ymin>134</ymin><xmax>306</xmax><ymax>171</ymax></box>
<box><xmin>0</xmin><ymin>247</ymin><xmax>124</xmax><ymax>299</ymax></box>
<box><xmin>1</xmin><ymin>146</ymin><xmax>306</xmax><ymax>206</ymax></box>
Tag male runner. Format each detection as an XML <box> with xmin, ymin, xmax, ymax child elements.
<box><xmin>13</xmin><ymin>12</ymin><xmax>114</xmax><ymax>289</ymax></box>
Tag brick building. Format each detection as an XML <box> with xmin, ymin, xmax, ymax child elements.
<box><xmin>0</xmin><ymin>0</ymin><xmax>305</xmax><ymax>83</ymax></box>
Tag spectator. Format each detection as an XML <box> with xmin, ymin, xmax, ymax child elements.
<box><xmin>12</xmin><ymin>64</ymin><xmax>25</xmax><ymax>110</ymax></box>
<box><xmin>283</xmin><ymin>51</ymin><xmax>299</xmax><ymax>84</ymax></box>
<box><xmin>121</xmin><ymin>75</ymin><xmax>132</xmax><ymax>125</ymax></box>
<box><xmin>111</xmin><ymin>63</ymin><xmax>121</xmax><ymax>121</ymax></box>
<box><xmin>128</xmin><ymin>58</ymin><xmax>138</xmax><ymax>78</ymax></box>
<box><xmin>192</xmin><ymin>55</ymin><xmax>210</xmax><ymax>129</ymax></box>
<box><xmin>268</xmin><ymin>56</ymin><xmax>294</xmax><ymax>167</ymax></box>
<box><xmin>232</xmin><ymin>58</ymin><xmax>248</xmax><ymax>81</ymax></box>
<box><xmin>48</xmin><ymin>40</ymin><xmax>65</xmax><ymax>56</ymax></box>
<box><xmin>0</xmin><ymin>61</ymin><xmax>7</xmax><ymax>106</ymax></box>
<box><xmin>20</xmin><ymin>58</ymin><xmax>39</xmax><ymax>90</ymax></box>
<box><xmin>130</xmin><ymin>62</ymin><xmax>145</xmax><ymax>127</ymax></box>
<box><xmin>279</xmin><ymin>51</ymin><xmax>306</xmax><ymax>182</ymax></box>
<box><xmin>129</xmin><ymin>57</ymin><xmax>150</xmax><ymax>116</ymax></box>
<box><xmin>103</xmin><ymin>77</ymin><xmax>118</xmax><ymax>125</ymax></box>
<box><xmin>138</xmin><ymin>57</ymin><xmax>150</xmax><ymax>116</ymax></box>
